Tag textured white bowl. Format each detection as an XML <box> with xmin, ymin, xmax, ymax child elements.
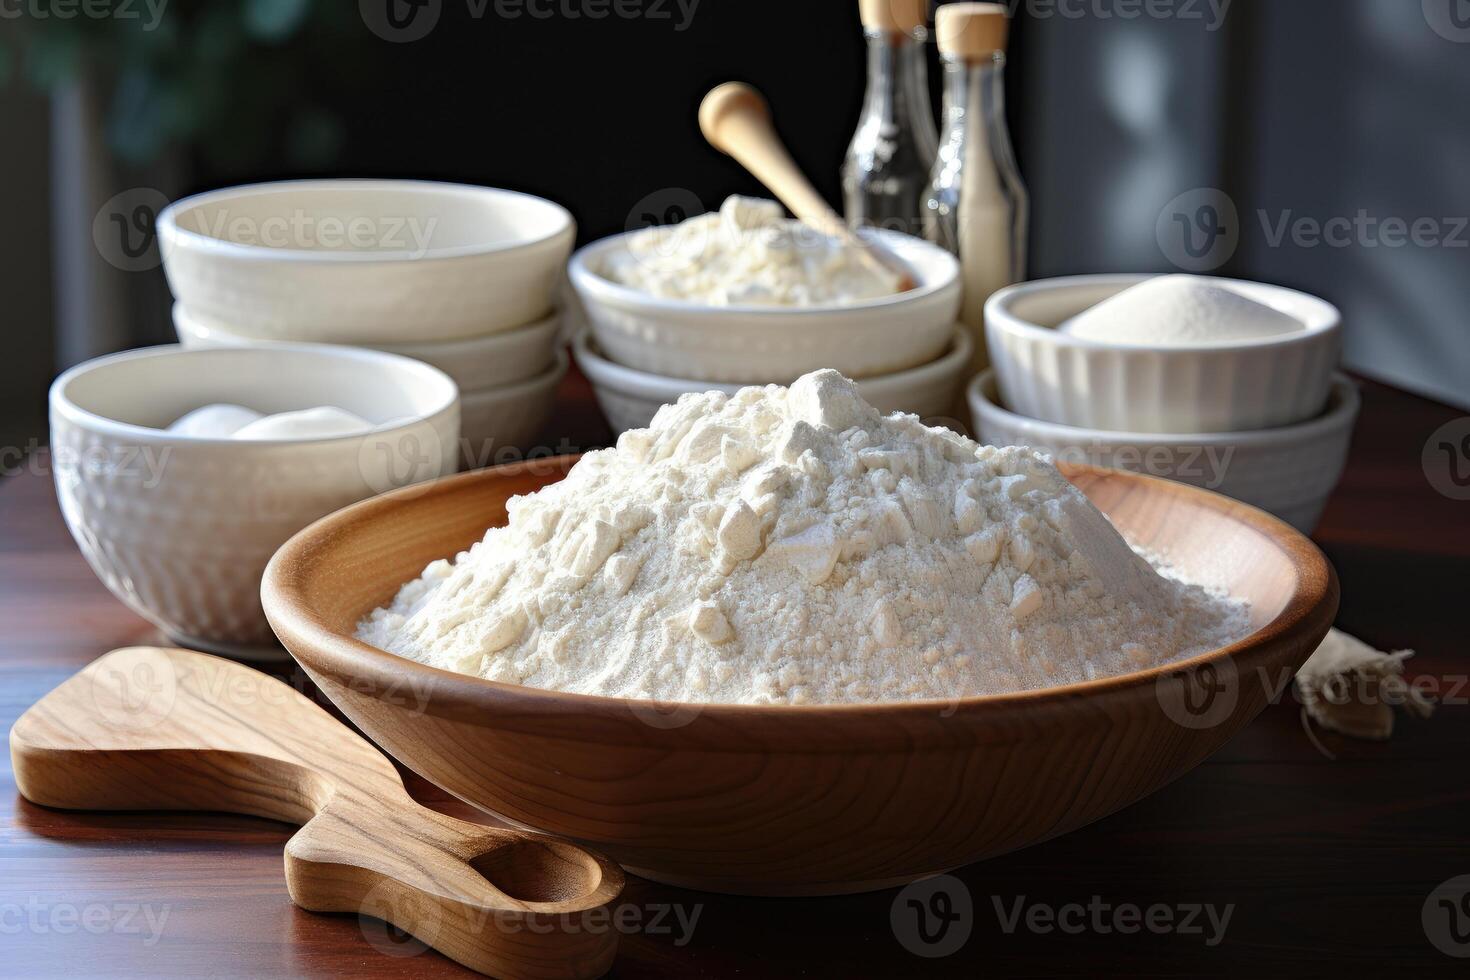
<box><xmin>575</xmin><ymin>327</ymin><xmax>973</xmax><ymax>434</ymax></box>
<box><xmin>49</xmin><ymin>344</ymin><xmax>460</xmax><ymax>659</ymax></box>
<box><xmin>158</xmin><ymin>180</ymin><xmax>574</xmax><ymax>344</ymax></box>
<box><xmin>985</xmin><ymin>274</ymin><xmax>1341</xmax><ymax>433</ymax></box>
<box><xmin>968</xmin><ymin>369</ymin><xmax>1359</xmax><ymax>533</ymax></box>
<box><xmin>567</xmin><ymin>229</ymin><xmax>961</xmax><ymax>383</ymax></box>
<box><xmin>173</xmin><ymin>302</ymin><xmax>561</xmax><ymax>392</ymax></box>
<box><xmin>458</xmin><ymin>349</ymin><xmax>569</xmax><ymax>467</ymax></box>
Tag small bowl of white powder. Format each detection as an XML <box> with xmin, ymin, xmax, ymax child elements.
<box><xmin>263</xmin><ymin>369</ymin><xmax>1338</xmax><ymax>894</ymax></box>
<box><xmin>50</xmin><ymin>343</ymin><xmax>459</xmax><ymax>659</ymax></box>
<box><xmin>567</xmin><ymin>196</ymin><xmax>962</xmax><ymax>383</ymax></box>
<box><xmin>985</xmin><ymin>274</ymin><xmax>1342</xmax><ymax>434</ymax></box>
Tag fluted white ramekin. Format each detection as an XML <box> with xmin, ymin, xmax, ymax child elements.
<box><xmin>968</xmin><ymin>369</ymin><xmax>1359</xmax><ymax>533</ymax></box>
<box><xmin>575</xmin><ymin>328</ymin><xmax>972</xmax><ymax>434</ymax></box>
<box><xmin>985</xmin><ymin>274</ymin><xmax>1341</xmax><ymax>434</ymax></box>
<box><xmin>49</xmin><ymin>344</ymin><xmax>460</xmax><ymax>659</ymax></box>
<box><xmin>568</xmin><ymin>229</ymin><xmax>961</xmax><ymax>383</ymax></box>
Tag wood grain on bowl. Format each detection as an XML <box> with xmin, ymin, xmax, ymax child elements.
<box><xmin>9</xmin><ymin>646</ymin><xmax>623</xmax><ymax>980</ymax></box>
<box><xmin>262</xmin><ymin>457</ymin><xmax>1338</xmax><ymax>896</ymax></box>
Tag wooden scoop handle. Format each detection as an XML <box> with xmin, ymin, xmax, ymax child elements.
<box><xmin>698</xmin><ymin>81</ymin><xmax>915</xmax><ymax>290</ymax></box>
<box><xmin>9</xmin><ymin>647</ymin><xmax>623</xmax><ymax>980</ymax></box>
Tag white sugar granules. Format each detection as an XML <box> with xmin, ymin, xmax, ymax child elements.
<box><xmin>358</xmin><ymin>370</ymin><xmax>1250</xmax><ymax>705</ymax></box>
<box><xmin>1059</xmin><ymin>275</ymin><xmax>1303</xmax><ymax>346</ymax></box>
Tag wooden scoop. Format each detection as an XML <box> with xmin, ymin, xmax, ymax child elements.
<box><xmin>9</xmin><ymin>647</ymin><xmax>624</xmax><ymax>980</ymax></box>
<box><xmin>698</xmin><ymin>81</ymin><xmax>916</xmax><ymax>291</ymax></box>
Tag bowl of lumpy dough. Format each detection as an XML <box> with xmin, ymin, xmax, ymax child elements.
<box><xmin>264</xmin><ymin>370</ymin><xmax>1337</xmax><ymax>894</ymax></box>
<box><xmin>567</xmin><ymin>196</ymin><xmax>962</xmax><ymax>383</ymax></box>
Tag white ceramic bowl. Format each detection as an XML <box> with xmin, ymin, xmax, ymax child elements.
<box><xmin>458</xmin><ymin>349</ymin><xmax>569</xmax><ymax>467</ymax></box>
<box><xmin>49</xmin><ymin>344</ymin><xmax>460</xmax><ymax>659</ymax></box>
<box><xmin>968</xmin><ymin>369</ymin><xmax>1359</xmax><ymax>533</ymax></box>
<box><xmin>173</xmin><ymin>302</ymin><xmax>561</xmax><ymax>392</ymax></box>
<box><xmin>575</xmin><ymin>327</ymin><xmax>973</xmax><ymax>434</ymax></box>
<box><xmin>567</xmin><ymin>229</ymin><xmax>962</xmax><ymax>383</ymax></box>
<box><xmin>158</xmin><ymin>180</ymin><xmax>575</xmax><ymax>344</ymax></box>
<box><xmin>985</xmin><ymin>274</ymin><xmax>1341</xmax><ymax>433</ymax></box>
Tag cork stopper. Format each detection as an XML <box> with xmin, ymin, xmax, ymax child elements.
<box><xmin>859</xmin><ymin>0</ymin><xmax>929</xmax><ymax>34</ymax></box>
<box><xmin>935</xmin><ymin>2</ymin><xmax>1009</xmax><ymax>58</ymax></box>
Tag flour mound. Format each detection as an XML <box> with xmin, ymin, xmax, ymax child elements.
<box><xmin>599</xmin><ymin>195</ymin><xmax>901</xmax><ymax>306</ymax></box>
<box><xmin>359</xmin><ymin>370</ymin><xmax>1249</xmax><ymax>704</ymax></box>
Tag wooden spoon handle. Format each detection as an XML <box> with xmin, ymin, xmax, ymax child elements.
<box><xmin>10</xmin><ymin>647</ymin><xmax>623</xmax><ymax>980</ymax></box>
<box><xmin>698</xmin><ymin>82</ymin><xmax>848</xmax><ymax>239</ymax></box>
<box><xmin>698</xmin><ymin>81</ymin><xmax>915</xmax><ymax>290</ymax></box>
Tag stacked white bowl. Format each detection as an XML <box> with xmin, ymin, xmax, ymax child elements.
<box><xmin>567</xmin><ymin>229</ymin><xmax>970</xmax><ymax>430</ymax></box>
<box><xmin>160</xmin><ymin>179</ymin><xmax>574</xmax><ymax>466</ymax></box>
<box><xmin>969</xmin><ymin>274</ymin><xmax>1355</xmax><ymax>533</ymax></box>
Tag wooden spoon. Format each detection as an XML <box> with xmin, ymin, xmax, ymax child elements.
<box><xmin>9</xmin><ymin>646</ymin><xmax>624</xmax><ymax>980</ymax></box>
<box><xmin>698</xmin><ymin>81</ymin><xmax>916</xmax><ymax>291</ymax></box>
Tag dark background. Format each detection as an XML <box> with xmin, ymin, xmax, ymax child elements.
<box><xmin>3</xmin><ymin>0</ymin><xmax>1468</xmax><ymax>453</ymax></box>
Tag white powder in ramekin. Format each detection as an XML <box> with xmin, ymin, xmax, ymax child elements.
<box><xmin>359</xmin><ymin>370</ymin><xmax>1249</xmax><ymax>704</ymax></box>
<box><xmin>599</xmin><ymin>196</ymin><xmax>901</xmax><ymax>306</ymax></box>
<box><xmin>1059</xmin><ymin>275</ymin><xmax>1303</xmax><ymax>346</ymax></box>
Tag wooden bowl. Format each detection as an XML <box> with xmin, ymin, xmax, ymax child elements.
<box><xmin>263</xmin><ymin>457</ymin><xmax>1337</xmax><ymax>896</ymax></box>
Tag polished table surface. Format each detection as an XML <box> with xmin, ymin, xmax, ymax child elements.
<box><xmin>3</xmin><ymin>370</ymin><xmax>1468</xmax><ymax>978</ymax></box>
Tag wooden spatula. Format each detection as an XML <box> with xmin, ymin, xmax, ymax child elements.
<box><xmin>698</xmin><ymin>81</ymin><xmax>917</xmax><ymax>291</ymax></box>
<box><xmin>9</xmin><ymin>646</ymin><xmax>624</xmax><ymax>980</ymax></box>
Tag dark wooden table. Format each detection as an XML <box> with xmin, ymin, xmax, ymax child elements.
<box><xmin>4</xmin><ymin>370</ymin><xmax>1468</xmax><ymax>978</ymax></box>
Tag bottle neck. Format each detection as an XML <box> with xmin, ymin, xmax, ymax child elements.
<box><xmin>860</xmin><ymin>28</ymin><xmax>934</xmax><ymax>134</ymax></box>
<box><xmin>940</xmin><ymin>51</ymin><xmax>1010</xmax><ymax>149</ymax></box>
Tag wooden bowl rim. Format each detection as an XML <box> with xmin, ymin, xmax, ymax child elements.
<box><xmin>263</xmin><ymin>455</ymin><xmax>1337</xmax><ymax>732</ymax></box>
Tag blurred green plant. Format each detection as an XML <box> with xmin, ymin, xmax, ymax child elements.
<box><xmin>1</xmin><ymin>0</ymin><xmax>372</xmax><ymax>172</ymax></box>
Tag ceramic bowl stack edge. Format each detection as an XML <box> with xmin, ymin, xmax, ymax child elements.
<box><xmin>161</xmin><ymin>179</ymin><xmax>575</xmax><ymax>464</ymax></box>
<box><xmin>575</xmin><ymin>328</ymin><xmax>973</xmax><ymax>435</ymax></box>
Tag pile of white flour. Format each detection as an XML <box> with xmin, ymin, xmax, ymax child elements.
<box><xmin>1059</xmin><ymin>275</ymin><xmax>1303</xmax><ymax>346</ymax></box>
<box><xmin>599</xmin><ymin>196</ymin><xmax>901</xmax><ymax>307</ymax></box>
<box><xmin>359</xmin><ymin>371</ymin><xmax>1249</xmax><ymax>704</ymax></box>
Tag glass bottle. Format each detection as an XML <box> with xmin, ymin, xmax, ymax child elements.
<box><xmin>925</xmin><ymin>3</ymin><xmax>1028</xmax><ymax>372</ymax></box>
<box><xmin>842</xmin><ymin>0</ymin><xmax>939</xmax><ymax>239</ymax></box>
